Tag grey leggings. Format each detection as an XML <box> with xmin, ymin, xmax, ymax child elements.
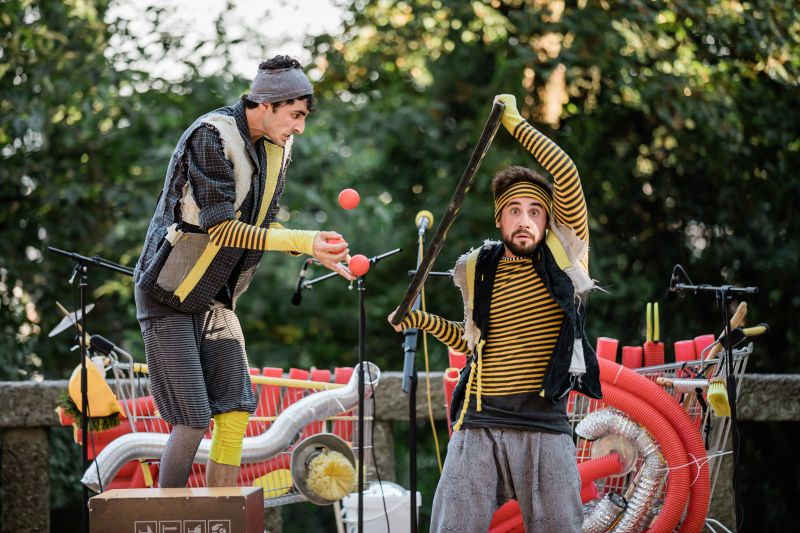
<box><xmin>430</xmin><ymin>428</ymin><xmax>582</xmax><ymax>533</ymax></box>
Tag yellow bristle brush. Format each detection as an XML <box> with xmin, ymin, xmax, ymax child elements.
<box><xmin>707</xmin><ymin>376</ymin><xmax>731</xmax><ymax>417</ymax></box>
<box><xmin>305</xmin><ymin>450</ymin><xmax>356</xmax><ymax>501</ymax></box>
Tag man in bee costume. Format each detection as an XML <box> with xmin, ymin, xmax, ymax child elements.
<box><xmin>390</xmin><ymin>94</ymin><xmax>602</xmax><ymax>532</ymax></box>
<box><xmin>134</xmin><ymin>55</ymin><xmax>353</xmax><ymax>488</ymax></box>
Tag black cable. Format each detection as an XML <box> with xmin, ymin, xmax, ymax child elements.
<box><xmin>366</xmin><ymin>363</ymin><xmax>391</xmax><ymax>533</ymax></box>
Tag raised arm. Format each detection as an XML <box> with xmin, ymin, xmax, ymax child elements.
<box><xmin>495</xmin><ymin>94</ymin><xmax>588</xmax><ymax>242</ymax></box>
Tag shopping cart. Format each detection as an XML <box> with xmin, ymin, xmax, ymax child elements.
<box><xmin>571</xmin><ymin>344</ymin><xmax>752</xmax><ymax>517</ymax></box>
<box><xmin>61</xmin><ymin>342</ymin><xmax>376</xmax><ymax>508</ymax></box>
<box><xmin>442</xmin><ymin>342</ymin><xmax>752</xmax><ymax>531</ymax></box>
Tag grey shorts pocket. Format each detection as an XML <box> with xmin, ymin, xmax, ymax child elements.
<box><xmin>155</xmin><ymin>232</ymin><xmax>211</xmax><ymax>292</ymax></box>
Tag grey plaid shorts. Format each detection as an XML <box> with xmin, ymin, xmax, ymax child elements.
<box><xmin>430</xmin><ymin>427</ymin><xmax>582</xmax><ymax>533</ymax></box>
<box><xmin>140</xmin><ymin>308</ymin><xmax>256</xmax><ymax>428</ymax></box>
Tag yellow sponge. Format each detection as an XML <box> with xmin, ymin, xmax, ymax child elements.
<box><xmin>306</xmin><ymin>450</ymin><xmax>356</xmax><ymax>502</ymax></box>
<box><xmin>707</xmin><ymin>377</ymin><xmax>731</xmax><ymax>417</ymax></box>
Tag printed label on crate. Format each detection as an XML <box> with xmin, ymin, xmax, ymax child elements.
<box><xmin>133</xmin><ymin>520</ymin><xmax>229</xmax><ymax>533</ymax></box>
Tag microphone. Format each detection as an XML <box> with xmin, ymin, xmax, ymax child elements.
<box><xmin>291</xmin><ymin>259</ymin><xmax>312</xmax><ymax>306</ymax></box>
<box><xmin>667</xmin><ymin>266</ymin><xmax>680</xmax><ymax>300</ymax></box>
<box><xmin>415</xmin><ymin>210</ymin><xmax>434</xmax><ymax>236</ymax></box>
<box><xmin>89</xmin><ymin>334</ymin><xmax>116</xmax><ymax>356</ymax></box>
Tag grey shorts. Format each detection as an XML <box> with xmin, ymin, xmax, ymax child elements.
<box><xmin>430</xmin><ymin>428</ymin><xmax>582</xmax><ymax>533</ymax></box>
<box><xmin>140</xmin><ymin>308</ymin><xmax>256</xmax><ymax>428</ymax></box>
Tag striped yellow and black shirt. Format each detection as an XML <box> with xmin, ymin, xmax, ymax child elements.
<box><xmin>402</xmin><ymin>257</ymin><xmax>564</xmax><ymax>396</ymax></box>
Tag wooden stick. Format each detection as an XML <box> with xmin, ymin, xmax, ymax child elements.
<box><xmin>391</xmin><ymin>101</ymin><xmax>505</xmax><ymax>325</ymax></box>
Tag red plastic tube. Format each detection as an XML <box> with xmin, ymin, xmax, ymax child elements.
<box><xmin>600</xmin><ymin>383</ymin><xmax>690</xmax><ymax>533</ymax></box>
<box><xmin>577</xmin><ymin>453</ymin><xmax>622</xmax><ymax>484</ymax></box>
<box><xmin>643</xmin><ymin>341</ymin><xmax>665</xmax><ymax>367</ymax></box>
<box><xmin>580</xmin><ymin>482</ymin><xmax>599</xmax><ymax>503</ymax></box>
<box><xmin>599</xmin><ymin>358</ymin><xmax>710</xmax><ymax>533</ymax></box>
<box><xmin>488</xmin><ymin>500</ymin><xmax>525</xmax><ymax>533</ymax></box>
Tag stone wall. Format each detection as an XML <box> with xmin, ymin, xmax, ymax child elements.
<box><xmin>1</xmin><ymin>373</ymin><xmax>798</xmax><ymax>532</ymax></box>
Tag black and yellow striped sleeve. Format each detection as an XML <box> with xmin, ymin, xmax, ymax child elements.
<box><xmin>399</xmin><ymin>310</ymin><xmax>469</xmax><ymax>353</ymax></box>
<box><xmin>207</xmin><ymin>219</ymin><xmax>317</xmax><ymax>255</ymax></box>
<box><xmin>511</xmin><ymin>120</ymin><xmax>589</xmax><ymax>242</ymax></box>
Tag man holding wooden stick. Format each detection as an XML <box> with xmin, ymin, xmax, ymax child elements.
<box><xmin>389</xmin><ymin>94</ymin><xmax>602</xmax><ymax>532</ymax></box>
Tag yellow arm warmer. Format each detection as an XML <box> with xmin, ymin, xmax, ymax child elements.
<box><xmin>208</xmin><ymin>219</ymin><xmax>317</xmax><ymax>255</ymax></box>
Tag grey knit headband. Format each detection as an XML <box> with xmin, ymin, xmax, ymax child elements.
<box><xmin>247</xmin><ymin>67</ymin><xmax>313</xmax><ymax>104</ymax></box>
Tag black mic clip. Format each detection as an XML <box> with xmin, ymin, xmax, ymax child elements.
<box><xmin>291</xmin><ymin>259</ymin><xmax>312</xmax><ymax>306</ymax></box>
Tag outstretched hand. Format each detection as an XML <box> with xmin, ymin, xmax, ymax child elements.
<box><xmin>313</xmin><ymin>231</ymin><xmax>355</xmax><ymax>281</ymax></box>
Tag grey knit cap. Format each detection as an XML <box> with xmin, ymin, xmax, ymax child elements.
<box><xmin>247</xmin><ymin>67</ymin><xmax>313</xmax><ymax>104</ymax></box>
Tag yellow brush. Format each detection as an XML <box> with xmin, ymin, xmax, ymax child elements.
<box><xmin>306</xmin><ymin>450</ymin><xmax>356</xmax><ymax>501</ymax></box>
<box><xmin>707</xmin><ymin>376</ymin><xmax>731</xmax><ymax>417</ymax></box>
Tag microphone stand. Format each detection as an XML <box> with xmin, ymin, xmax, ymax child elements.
<box><xmin>46</xmin><ymin>247</ymin><xmax>133</xmax><ymax>533</ymax></box>
<box><xmin>671</xmin><ymin>274</ymin><xmax>758</xmax><ymax>533</ymax></box>
<box><xmin>294</xmin><ymin>248</ymin><xmax>401</xmax><ymax>533</ymax></box>
<box><xmin>401</xmin><ymin>240</ymin><xmax>425</xmax><ymax>533</ymax></box>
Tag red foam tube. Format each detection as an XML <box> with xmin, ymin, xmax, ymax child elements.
<box><xmin>693</xmin><ymin>334</ymin><xmax>715</xmax><ymax>357</ymax></box>
<box><xmin>595</xmin><ymin>337</ymin><xmax>619</xmax><ymax>362</ymax></box>
<box><xmin>443</xmin><ymin>368</ymin><xmax>461</xmax><ymax>437</ymax></box>
<box><xmin>621</xmin><ymin>345</ymin><xmax>643</xmax><ymax>369</ymax></box>
<box><xmin>448</xmin><ymin>349</ymin><xmax>467</xmax><ymax>370</ymax></box>
<box><xmin>599</xmin><ymin>358</ymin><xmax>710</xmax><ymax>533</ymax></box>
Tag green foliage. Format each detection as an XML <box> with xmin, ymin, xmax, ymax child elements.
<box><xmin>1</xmin><ymin>0</ymin><xmax>798</xmax><ymax>530</ymax></box>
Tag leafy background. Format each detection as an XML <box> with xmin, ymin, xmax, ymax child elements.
<box><xmin>1</xmin><ymin>0</ymin><xmax>798</xmax><ymax>531</ymax></box>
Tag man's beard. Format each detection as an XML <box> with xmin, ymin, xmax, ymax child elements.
<box><xmin>502</xmin><ymin>229</ymin><xmax>542</xmax><ymax>258</ymax></box>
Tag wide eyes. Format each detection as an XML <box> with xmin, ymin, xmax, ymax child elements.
<box><xmin>508</xmin><ymin>207</ymin><xmax>540</xmax><ymax>217</ymax></box>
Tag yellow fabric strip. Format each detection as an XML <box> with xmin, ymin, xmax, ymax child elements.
<box><xmin>546</xmin><ymin>230</ymin><xmax>571</xmax><ymax>270</ymax></box>
<box><xmin>452</xmin><ymin>361</ymin><xmax>476</xmax><ymax>432</ymax></box>
<box><xmin>209</xmin><ymin>411</ymin><xmax>250</xmax><ymax>466</ymax></box>
<box><xmin>465</xmin><ymin>247</ymin><xmax>480</xmax><ymax>311</ymax></box>
<box><xmin>476</xmin><ymin>339</ymin><xmax>485</xmax><ymax>412</ymax></box>
<box><xmin>139</xmin><ymin>460</ymin><xmax>154</xmax><ymax>487</ymax></box>
<box><xmin>174</xmin><ymin>141</ymin><xmax>283</xmax><ymax>302</ymax></box>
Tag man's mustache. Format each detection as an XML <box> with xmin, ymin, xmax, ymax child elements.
<box><xmin>512</xmin><ymin>230</ymin><xmax>536</xmax><ymax>239</ymax></box>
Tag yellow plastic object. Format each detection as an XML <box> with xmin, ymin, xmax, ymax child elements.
<box><xmin>252</xmin><ymin>469</ymin><xmax>292</xmax><ymax>498</ymax></box>
<box><xmin>67</xmin><ymin>357</ymin><xmax>124</xmax><ymax>418</ymax></box>
<box><xmin>305</xmin><ymin>450</ymin><xmax>356</xmax><ymax>502</ymax></box>
<box><xmin>707</xmin><ymin>377</ymin><xmax>731</xmax><ymax>417</ymax></box>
